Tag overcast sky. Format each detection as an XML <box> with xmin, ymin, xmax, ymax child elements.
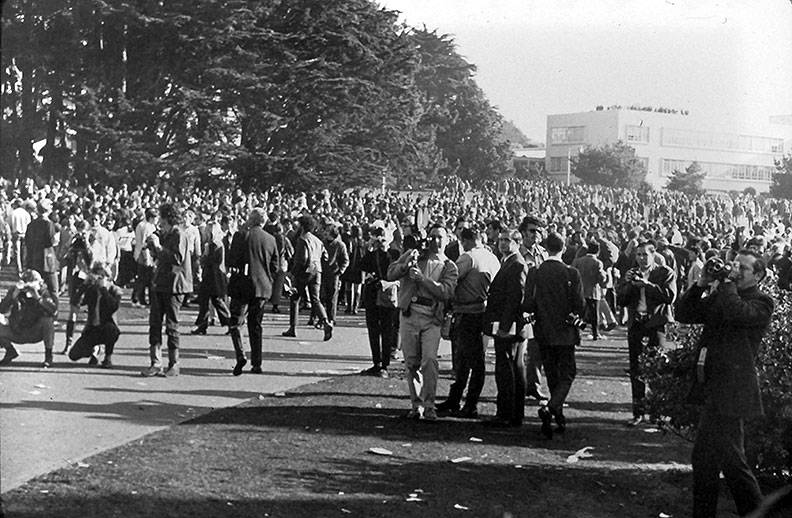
<box><xmin>379</xmin><ymin>0</ymin><xmax>792</xmax><ymax>143</ymax></box>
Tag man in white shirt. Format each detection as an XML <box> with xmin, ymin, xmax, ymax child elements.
<box><xmin>133</xmin><ymin>208</ymin><xmax>157</xmax><ymax>306</ymax></box>
<box><xmin>8</xmin><ymin>199</ymin><xmax>33</xmax><ymax>272</ymax></box>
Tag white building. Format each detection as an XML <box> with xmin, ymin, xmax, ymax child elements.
<box><xmin>545</xmin><ymin>108</ymin><xmax>787</xmax><ymax>192</ymax></box>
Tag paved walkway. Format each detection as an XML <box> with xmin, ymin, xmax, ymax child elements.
<box><xmin>0</xmin><ymin>305</ymin><xmax>424</xmax><ymax>493</ymax></box>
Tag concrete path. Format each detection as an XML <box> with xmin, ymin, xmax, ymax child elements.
<box><xmin>0</xmin><ymin>307</ymin><xmax>429</xmax><ymax>493</ymax></box>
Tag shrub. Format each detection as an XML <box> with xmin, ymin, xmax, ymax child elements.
<box><xmin>642</xmin><ymin>279</ymin><xmax>792</xmax><ymax>481</ymax></box>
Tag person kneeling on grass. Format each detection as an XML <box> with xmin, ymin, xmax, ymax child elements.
<box><xmin>68</xmin><ymin>263</ymin><xmax>122</xmax><ymax>368</ymax></box>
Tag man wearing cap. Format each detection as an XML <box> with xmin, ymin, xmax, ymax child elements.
<box><xmin>388</xmin><ymin>224</ymin><xmax>458</xmax><ymax>421</ymax></box>
<box><xmin>519</xmin><ymin>215</ymin><xmax>550</xmax><ymax>402</ymax></box>
<box><xmin>24</xmin><ymin>199</ymin><xmax>60</xmax><ymax>294</ymax></box>
<box><xmin>0</xmin><ymin>269</ymin><xmax>59</xmax><ymax>367</ymax></box>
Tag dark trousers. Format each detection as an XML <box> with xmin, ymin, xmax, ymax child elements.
<box><xmin>446</xmin><ymin>313</ymin><xmax>486</xmax><ymax>410</ymax></box>
<box><xmin>692</xmin><ymin>408</ymin><xmax>762</xmax><ymax>518</ymax></box>
<box><xmin>148</xmin><ymin>292</ymin><xmax>183</xmax><ymax>366</ymax></box>
<box><xmin>524</xmin><ymin>339</ymin><xmax>545</xmax><ymax>397</ymax></box>
<box><xmin>321</xmin><ymin>273</ymin><xmax>341</xmax><ymax>324</ymax></box>
<box><xmin>289</xmin><ymin>273</ymin><xmax>328</xmax><ymax>329</ymax></box>
<box><xmin>69</xmin><ymin>323</ymin><xmax>120</xmax><ymax>361</ymax></box>
<box><xmin>229</xmin><ymin>297</ymin><xmax>267</xmax><ymax>368</ymax></box>
<box><xmin>627</xmin><ymin>321</ymin><xmax>664</xmax><ymax>417</ymax></box>
<box><xmin>364</xmin><ymin>303</ymin><xmax>398</xmax><ymax>368</ymax></box>
<box><xmin>539</xmin><ymin>343</ymin><xmax>577</xmax><ymax>417</ymax></box>
<box><xmin>585</xmin><ymin>298</ymin><xmax>599</xmax><ymax>337</ymax></box>
<box><xmin>133</xmin><ymin>265</ymin><xmax>153</xmax><ymax>304</ymax></box>
<box><xmin>194</xmin><ymin>292</ymin><xmax>230</xmax><ymax>331</ymax></box>
<box><xmin>494</xmin><ymin>337</ymin><xmax>526</xmax><ymax>424</ymax></box>
<box><xmin>0</xmin><ymin>318</ymin><xmax>55</xmax><ymax>352</ymax></box>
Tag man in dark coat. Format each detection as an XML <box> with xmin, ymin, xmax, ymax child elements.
<box><xmin>524</xmin><ymin>232</ymin><xmax>585</xmax><ymax>438</ymax></box>
<box><xmin>676</xmin><ymin>250</ymin><xmax>773</xmax><ymax>518</ymax></box>
<box><xmin>483</xmin><ymin>229</ymin><xmax>528</xmax><ymax>428</ymax></box>
<box><xmin>0</xmin><ymin>269</ymin><xmax>58</xmax><ymax>367</ymax></box>
<box><xmin>227</xmin><ymin>208</ymin><xmax>280</xmax><ymax>375</ymax></box>
<box><xmin>24</xmin><ymin>199</ymin><xmax>59</xmax><ymax>294</ymax></box>
<box><xmin>141</xmin><ymin>203</ymin><xmax>192</xmax><ymax>378</ymax></box>
<box><xmin>616</xmin><ymin>240</ymin><xmax>676</xmax><ymax>425</ymax></box>
<box><xmin>68</xmin><ymin>262</ymin><xmax>122</xmax><ymax>368</ymax></box>
<box><xmin>190</xmin><ymin>222</ymin><xmax>230</xmax><ymax>335</ymax></box>
<box><xmin>320</xmin><ymin>222</ymin><xmax>349</xmax><ymax>326</ymax></box>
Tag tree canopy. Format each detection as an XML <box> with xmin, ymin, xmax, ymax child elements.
<box><xmin>666</xmin><ymin>161</ymin><xmax>706</xmax><ymax>196</ymax></box>
<box><xmin>769</xmin><ymin>154</ymin><xmax>792</xmax><ymax>199</ymax></box>
<box><xmin>1</xmin><ymin>0</ymin><xmax>513</xmax><ymax>191</ymax></box>
<box><xmin>570</xmin><ymin>141</ymin><xmax>647</xmax><ymax>189</ymax></box>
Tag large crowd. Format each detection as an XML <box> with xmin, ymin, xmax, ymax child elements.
<box><xmin>1</xmin><ymin>175</ymin><xmax>791</xmax><ymax>518</ymax></box>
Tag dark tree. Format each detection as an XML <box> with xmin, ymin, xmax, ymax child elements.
<box><xmin>666</xmin><ymin>161</ymin><xmax>706</xmax><ymax>196</ymax></box>
<box><xmin>770</xmin><ymin>154</ymin><xmax>792</xmax><ymax>199</ymax></box>
<box><xmin>571</xmin><ymin>141</ymin><xmax>647</xmax><ymax>189</ymax></box>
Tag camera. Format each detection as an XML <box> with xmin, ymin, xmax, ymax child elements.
<box><xmin>704</xmin><ymin>256</ymin><xmax>732</xmax><ymax>281</ymax></box>
<box><xmin>565</xmin><ymin>313</ymin><xmax>587</xmax><ymax>330</ymax></box>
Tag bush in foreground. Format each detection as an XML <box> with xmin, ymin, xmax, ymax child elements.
<box><xmin>642</xmin><ymin>279</ymin><xmax>792</xmax><ymax>482</ymax></box>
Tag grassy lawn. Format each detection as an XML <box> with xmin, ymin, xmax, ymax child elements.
<box><xmin>3</xmin><ymin>352</ymin><xmax>699</xmax><ymax>518</ymax></box>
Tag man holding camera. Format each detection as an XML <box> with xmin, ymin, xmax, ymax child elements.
<box><xmin>0</xmin><ymin>269</ymin><xmax>58</xmax><ymax>367</ymax></box>
<box><xmin>141</xmin><ymin>203</ymin><xmax>192</xmax><ymax>378</ymax></box>
<box><xmin>67</xmin><ymin>263</ymin><xmax>122</xmax><ymax>368</ymax></box>
<box><xmin>616</xmin><ymin>240</ymin><xmax>676</xmax><ymax>426</ymax></box>
<box><xmin>388</xmin><ymin>224</ymin><xmax>458</xmax><ymax>421</ymax></box>
<box><xmin>676</xmin><ymin>250</ymin><xmax>773</xmax><ymax>518</ymax></box>
<box><xmin>523</xmin><ymin>232</ymin><xmax>585</xmax><ymax>438</ymax></box>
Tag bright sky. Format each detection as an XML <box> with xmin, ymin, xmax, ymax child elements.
<box><xmin>379</xmin><ymin>0</ymin><xmax>792</xmax><ymax>142</ymax></box>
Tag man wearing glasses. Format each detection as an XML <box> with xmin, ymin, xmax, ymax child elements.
<box><xmin>519</xmin><ymin>215</ymin><xmax>550</xmax><ymax>403</ymax></box>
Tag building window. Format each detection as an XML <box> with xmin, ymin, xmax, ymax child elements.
<box><xmin>661</xmin><ymin>159</ymin><xmax>773</xmax><ymax>182</ymax></box>
<box><xmin>661</xmin><ymin>128</ymin><xmax>784</xmax><ymax>154</ymax></box>
<box><xmin>550</xmin><ymin>126</ymin><xmax>585</xmax><ymax>145</ymax></box>
<box><xmin>625</xmin><ymin>125</ymin><xmax>650</xmax><ymax>144</ymax></box>
<box><xmin>549</xmin><ymin>157</ymin><xmax>567</xmax><ymax>172</ymax></box>
<box><xmin>635</xmin><ymin>157</ymin><xmax>649</xmax><ymax>171</ymax></box>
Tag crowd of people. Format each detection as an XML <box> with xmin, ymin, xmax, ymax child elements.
<box><xmin>1</xmin><ymin>175</ymin><xmax>790</xmax><ymax>517</ymax></box>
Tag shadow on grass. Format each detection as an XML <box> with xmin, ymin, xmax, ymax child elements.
<box><xmin>3</xmin><ymin>458</ymin><xmax>693</xmax><ymax>518</ymax></box>
<box><xmin>186</xmin><ymin>399</ymin><xmax>690</xmax><ymax>466</ymax></box>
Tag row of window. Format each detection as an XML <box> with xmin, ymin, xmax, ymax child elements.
<box><xmin>661</xmin><ymin>159</ymin><xmax>774</xmax><ymax>181</ymax></box>
<box><xmin>547</xmin><ymin>155</ymin><xmax>775</xmax><ymax>182</ymax></box>
<box><xmin>661</xmin><ymin>128</ymin><xmax>783</xmax><ymax>154</ymax></box>
<box><xmin>549</xmin><ymin>125</ymin><xmax>784</xmax><ymax>155</ymax></box>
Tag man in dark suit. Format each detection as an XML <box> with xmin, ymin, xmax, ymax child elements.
<box><xmin>227</xmin><ymin>208</ymin><xmax>280</xmax><ymax>375</ymax></box>
<box><xmin>24</xmin><ymin>199</ymin><xmax>59</xmax><ymax>295</ymax></box>
<box><xmin>524</xmin><ymin>232</ymin><xmax>585</xmax><ymax>438</ymax></box>
<box><xmin>676</xmin><ymin>250</ymin><xmax>773</xmax><ymax>518</ymax></box>
<box><xmin>572</xmin><ymin>240</ymin><xmax>607</xmax><ymax>340</ymax></box>
<box><xmin>483</xmin><ymin>229</ymin><xmax>528</xmax><ymax>428</ymax></box>
<box><xmin>616</xmin><ymin>240</ymin><xmax>676</xmax><ymax>425</ymax></box>
<box><xmin>142</xmin><ymin>203</ymin><xmax>193</xmax><ymax>378</ymax></box>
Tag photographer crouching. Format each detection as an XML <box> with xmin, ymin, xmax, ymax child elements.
<box><xmin>676</xmin><ymin>250</ymin><xmax>774</xmax><ymax>518</ymax></box>
<box><xmin>0</xmin><ymin>269</ymin><xmax>59</xmax><ymax>367</ymax></box>
<box><xmin>67</xmin><ymin>262</ymin><xmax>122</xmax><ymax>368</ymax></box>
